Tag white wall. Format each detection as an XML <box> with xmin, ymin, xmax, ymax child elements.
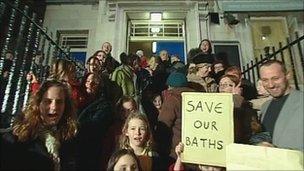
<box><xmin>44</xmin><ymin>4</ymin><xmax>99</xmax><ymax>60</ymax></box>
<box><xmin>43</xmin><ymin>1</ymin><xmax>303</xmax><ymax>68</ymax></box>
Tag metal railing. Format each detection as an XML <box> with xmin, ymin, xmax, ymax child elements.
<box><xmin>0</xmin><ymin>0</ymin><xmax>85</xmax><ymax>129</ymax></box>
<box><xmin>242</xmin><ymin>32</ymin><xmax>304</xmax><ymax>90</ymax></box>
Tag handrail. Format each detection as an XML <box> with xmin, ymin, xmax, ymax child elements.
<box><xmin>242</xmin><ymin>35</ymin><xmax>304</xmax><ymax>74</ymax></box>
<box><xmin>0</xmin><ymin>0</ymin><xmax>85</xmax><ymax>71</ymax></box>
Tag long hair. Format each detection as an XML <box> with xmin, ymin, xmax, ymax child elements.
<box><xmin>106</xmin><ymin>149</ymin><xmax>141</xmax><ymax>171</ymax></box>
<box><xmin>119</xmin><ymin>113</ymin><xmax>153</xmax><ymax>152</ymax></box>
<box><xmin>50</xmin><ymin>59</ymin><xmax>76</xmax><ymax>82</ymax></box>
<box><xmin>198</xmin><ymin>39</ymin><xmax>212</xmax><ymax>54</ymax></box>
<box><xmin>12</xmin><ymin>80</ymin><xmax>77</xmax><ymax>142</ymax></box>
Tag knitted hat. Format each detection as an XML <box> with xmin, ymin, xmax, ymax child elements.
<box><xmin>192</xmin><ymin>53</ymin><xmax>214</xmax><ymax>65</ymax></box>
<box><xmin>166</xmin><ymin>72</ymin><xmax>188</xmax><ymax>87</ymax></box>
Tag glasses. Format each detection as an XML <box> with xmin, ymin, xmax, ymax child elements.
<box><xmin>219</xmin><ymin>83</ymin><xmax>234</xmax><ymax>88</ymax></box>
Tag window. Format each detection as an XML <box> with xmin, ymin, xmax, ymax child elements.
<box><xmin>57</xmin><ymin>30</ymin><xmax>89</xmax><ymax>65</ymax></box>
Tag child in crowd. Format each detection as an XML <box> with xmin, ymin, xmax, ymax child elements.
<box><xmin>119</xmin><ymin>113</ymin><xmax>158</xmax><ymax>171</ymax></box>
<box><xmin>116</xmin><ymin>95</ymin><xmax>138</xmax><ymax>119</ymax></box>
<box><xmin>100</xmin><ymin>96</ymin><xmax>139</xmax><ymax>170</ymax></box>
<box><xmin>107</xmin><ymin>149</ymin><xmax>141</xmax><ymax>171</ymax></box>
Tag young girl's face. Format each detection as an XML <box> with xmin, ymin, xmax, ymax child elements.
<box><xmin>123</xmin><ymin>101</ymin><xmax>136</xmax><ymax>113</ymax></box>
<box><xmin>126</xmin><ymin>118</ymin><xmax>147</xmax><ymax>147</ymax></box>
<box><xmin>113</xmin><ymin>154</ymin><xmax>139</xmax><ymax>171</ymax></box>
<box><xmin>85</xmin><ymin>74</ymin><xmax>99</xmax><ymax>94</ymax></box>
<box><xmin>153</xmin><ymin>95</ymin><xmax>162</xmax><ymax>110</ymax></box>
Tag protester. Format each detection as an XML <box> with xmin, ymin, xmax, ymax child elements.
<box><xmin>259</xmin><ymin>60</ymin><xmax>303</xmax><ymax>151</ymax></box>
<box><xmin>155</xmin><ymin>72</ymin><xmax>194</xmax><ymax>168</ymax></box>
<box><xmin>1</xmin><ymin>80</ymin><xmax>78</xmax><ymax>170</ymax></box>
<box><xmin>119</xmin><ymin>113</ymin><xmax>159</xmax><ymax>171</ymax></box>
<box><xmin>107</xmin><ymin>149</ymin><xmax>141</xmax><ymax>171</ymax></box>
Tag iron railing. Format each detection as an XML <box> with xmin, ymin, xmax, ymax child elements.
<box><xmin>242</xmin><ymin>32</ymin><xmax>304</xmax><ymax>91</ymax></box>
<box><xmin>0</xmin><ymin>0</ymin><xmax>85</xmax><ymax>129</ymax></box>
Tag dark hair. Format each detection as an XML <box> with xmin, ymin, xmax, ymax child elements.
<box><xmin>260</xmin><ymin>59</ymin><xmax>287</xmax><ymax>74</ymax></box>
<box><xmin>225</xmin><ymin>66</ymin><xmax>242</xmax><ymax>78</ymax></box>
<box><xmin>106</xmin><ymin>149</ymin><xmax>141</xmax><ymax>171</ymax></box>
<box><xmin>120</xmin><ymin>52</ymin><xmax>128</xmax><ymax>65</ymax></box>
<box><xmin>93</xmin><ymin>50</ymin><xmax>106</xmax><ymax>57</ymax></box>
<box><xmin>187</xmin><ymin>48</ymin><xmax>201</xmax><ymax>63</ymax></box>
<box><xmin>198</xmin><ymin>39</ymin><xmax>212</xmax><ymax>54</ymax></box>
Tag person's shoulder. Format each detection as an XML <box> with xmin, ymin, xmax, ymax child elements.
<box><xmin>1</xmin><ymin>129</ymin><xmax>16</xmax><ymax>143</ymax></box>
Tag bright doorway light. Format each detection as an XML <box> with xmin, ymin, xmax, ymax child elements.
<box><xmin>150</xmin><ymin>13</ymin><xmax>162</xmax><ymax>22</ymax></box>
<box><xmin>151</xmin><ymin>27</ymin><xmax>160</xmax><ymax>33</ymax></box>
<box><xmin>152</xmin><ymin>42</ymin><xmax>157</xmax><ymax>53</ymax></box>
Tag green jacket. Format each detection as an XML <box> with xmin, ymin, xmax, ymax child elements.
<box><xmin>111</xmin><ymin>65</ymin><xmax>136</xmax><ymax>98</ymax></box>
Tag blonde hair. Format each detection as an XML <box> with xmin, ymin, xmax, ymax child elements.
<box><xmin>12</xmin><ymin>80</ymin><xmax>77</xmax><ymax>142</ymax></box>
<box><xmin>119</xmin><ymin>113</ymin><xmax>153</xmax><ymax>152</ymax></box>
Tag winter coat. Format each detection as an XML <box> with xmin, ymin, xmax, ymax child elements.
<box><xmin>111</xmin><ymin>65</ymin><xmax>137</xmax><ymax>98</ymax></box>
<box><xmin>187</xmin><ymin>73</ymin><xmax>217</xmax><ymax>92</ymax></box>
<box><xmin>76</xmin><ymin>96</ymin><xmax>114</xmax><ymax>170</ymax></box>
<box><xmin>1</xmin><ymin>131</ymin><xmax>76</xmax><ymax>170</ymax></box>
<box><xmin>156</xmin><ymin>87</ymin><xmax>194</xmax><ymax>159</ymax></box>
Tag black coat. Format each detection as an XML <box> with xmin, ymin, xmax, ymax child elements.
<box><xmin>1</xmin><ymin>131</ymin><xmax>76</xmax><ymax>170</ymax></box>
<box><xmin>76</xmin><ymin>96</ymin><xmax>114</xmax><ymax>170</ymax></box>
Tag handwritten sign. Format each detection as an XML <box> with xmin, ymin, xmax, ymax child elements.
<box><xmin>181</xmin><ymin>92</ymin><xmax>234</xmax><ymax>167</ymax></box>
<box><xmin>226</xmin><ymin>143</ymin><xmax>304</xmax><ymax>170</ymax></box>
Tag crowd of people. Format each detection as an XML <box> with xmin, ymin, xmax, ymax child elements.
<box><xmin>0</xmin><ymin>39</ymin><xmax>303</xmax><ymax>171</ymax></box>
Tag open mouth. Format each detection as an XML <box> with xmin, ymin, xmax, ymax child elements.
<box><xmin>47</xmin><ymin>113</ymin><xmax>58</xmax><ymax>119</ymax></box>
<box><xmin>134</xmin><ymin>137</ymin><xmax>143</xmax><ymax>142</ymax></box>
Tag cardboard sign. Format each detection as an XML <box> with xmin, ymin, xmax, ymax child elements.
<box><xmin>181</xmin><ymin>92</ymin><xmax>234</xmax><ymax>167</ymax></box>
<box><xmin>226</xmin><ymin>143</ymin><xmax>304</xmax><ymax>170</ymax></box>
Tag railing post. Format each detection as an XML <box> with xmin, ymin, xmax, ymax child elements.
<box><xmin>295</xmin><ymin>32</ymin><xmax>304</xmax><ymax>68</ymax></box>
<box><xmin>279</xmin><ymin>42</ymin><xmax>285</xmax><ymax>64</ymax></box>
<box><xmin>287</xmin><ymin>37</ymin><xmax>299</xmax><ymax>90</ymax></box>
<box><xmin>13</xmin><ymin>12</ymin><xmax>37</xmax><ymax>116</ymax></box>
<box><xmin>1</xmin><ymin>2</ymin><xmax>28</xmax><ymax>127</ymax></box>
<box><xmin>251</xmin><ymin>60</ymin><xmax>256</xmax><ymax>88</ymax></box>
<box><xmin>246</xmin><ymin>63</ymin><xmax>251</xmax><ymax>82</ymax></box>
<box><xmin>0</xmin><ymin>1</ymin><xmax>6</xmax><ymax>26</ymax></box>
<box><xmin>23</xmin><ymin>19</ymin><xmax>43</xmax><ymax>109</ymax></box>
<box><xmin>242</xmin><ymin>66</ymin><xmax>247</xmax><ymax>79</ymax></box>
<box><xmin>0</xmin><ymin>0</ymin><xmax>18</xmax><ymax>76</ymax></box>
<box><xmin>255</xmin><ymin>57</ymin><xmax>260</xmax><ymax>79</ymax></box>
<box><xmin>40</xmin><ymin>27</ymin><xmax>47</xmax><ymax>64</ymax></box>
<box><xmin>272</xmin><ymin>46</ymin><xmax>276</xmax><ymax>60</ymax></box>
<box><xmin>45</xmin><ymin>31</ymin><xmax>53</xmax><ymax>67</ymax></box>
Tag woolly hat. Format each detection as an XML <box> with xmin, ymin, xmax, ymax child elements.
<box><xmin>192</xmin><ymin>53</ymin><xmax>214</xmax><ymax>65</ymax></box>
<box><xmin>166</xmin><ymin>72</ymin><xmax>188</xmax><ymax>87</ymax></box>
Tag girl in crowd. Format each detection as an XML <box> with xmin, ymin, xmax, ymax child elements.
<box><xmin>119</xmin><ymin>113</ymin><xmax>158</xmax><ymax>171</ymax></box>
<box><xmin>116</xmin><ymin>96</ymin><xmax>138</xmax><ymax>119</ymax></box>
<box><xmin>142</xmin><ymin>91</ymin><xmax>163</xmax><ymax>135</ymax></box>
<box><xmin>86</xmin><ymin>56</ymin><xmax>101</xmax><ymax>74</ymax></box>
<box><xmin>78</xmin><ymin>72</ymin><xmax>103</xmax><ymax>113</ymax></box>
<box><xmin>199</xmin><ymin>39</ymin><xmax>213</xmax><ymax>55</ymax></box>
<box><xmin>99</xmin><ymin>96</ymin><xmax>139</xmax><ymax>170</ymax></box>
<box><xmin>107</xmin><ymin>149</ymin><xmax>141</xmax><ymax>171</ymax></box>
